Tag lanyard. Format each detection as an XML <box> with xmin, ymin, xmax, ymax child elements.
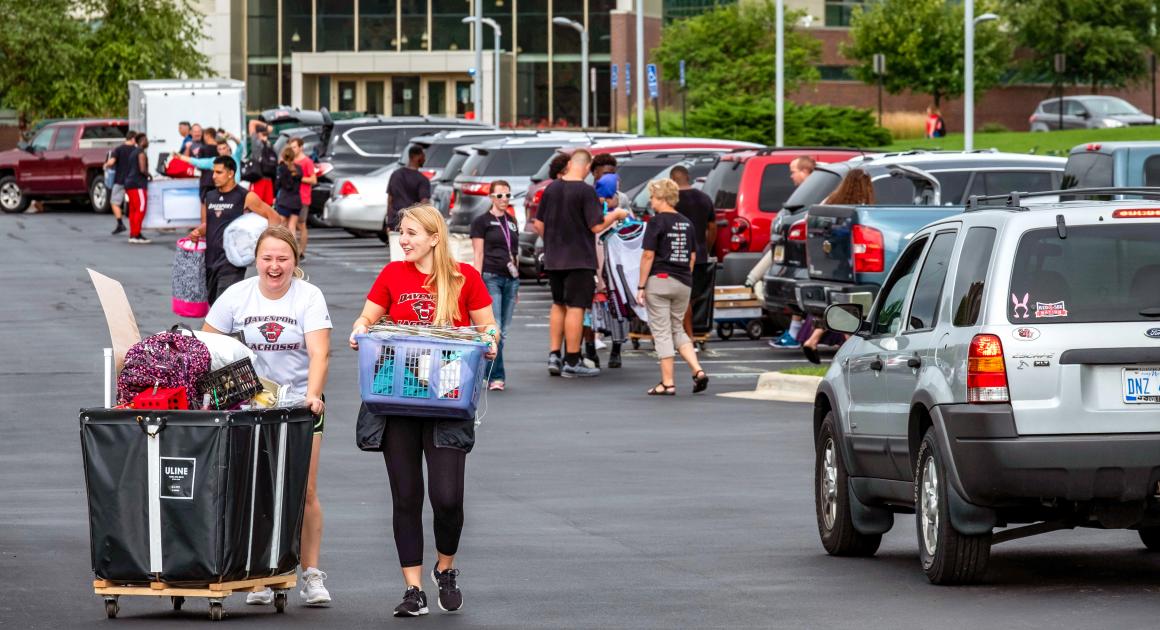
<box><xmin>496</xmin><ymin>213</ymin><xmax>515</xmax><ymax>257</ymax></box>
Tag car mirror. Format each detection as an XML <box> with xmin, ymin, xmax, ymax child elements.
<box><xmin>1079</xmin><ymin>111</ymin><xmax>1090</xmax><ymax>119</ymax></box>
<box><xmin>825</xmin><ymin>303</ymin><xmax>864</xmax><ymax>336</ymax></box>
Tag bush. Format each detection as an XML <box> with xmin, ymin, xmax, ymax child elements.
<box><xmin>980</xmin><ymin>122</ymin><xmax>1010</xmax><ymax>133</ymax></box>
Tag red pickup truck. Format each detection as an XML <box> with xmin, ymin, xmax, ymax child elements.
<box><xmin>0</xmin><ymin>119</ymin><xmax>129</xmax><ymax>213</ymax></box>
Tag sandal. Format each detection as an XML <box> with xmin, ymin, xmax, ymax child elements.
<box><xmin>488</xmin><ymin>380</ymin><xmax>505</xmax><ymax>391</ymax></box>
<box><xmin>692</xmin><ymin>370</ymin><xmax>709</xmax><ymax>394</ymax></box>
<box><xmin>802</xmin><ymin>345</ymin><xmax>821</xmax><ymax>365</ymax></box>
<box><xmin>647</xmin><ymin>382</ymin><xmax>676</xmax><ymax>396</ymax></box>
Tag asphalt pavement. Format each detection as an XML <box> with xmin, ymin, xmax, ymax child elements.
<box><xmin>3</xmin><ymin>209</ymin><xmax>1160</xmax><ymax>629</ymax></box>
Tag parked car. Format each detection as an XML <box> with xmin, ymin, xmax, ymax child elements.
<box><xmin>762</xmin><ymin>151</ymin><xmax>1066</xmax><ymax>326</ymax></box>
<box><xmin>311</xmin><ymin>116</ymin><xmax>493</xmax><ymax>216</ymax></box>
<box><xmin>0</xmin><ymin>118</ymin><xmax>128</xmax><ymax>214</ymax></box>
<box><xmin>1060</xmin><ymin>141</ymin><xmax>1160</xmax><ymax>190</ymax></box>
<box><xmin>406</xmin><ymin>129</ymin><xmax>540</xmax><ymax>183</ymax></box>
<box><xmin>815</xmin><ymin>190</ymin><xmax>1160</xmax><ymax>584</ymax></box>
<box><xmin>624</xmin><ymin>154</ymin><xmax>720</xmax><ymax>216</ymax></box>
<box><xmin>1029</xmin><ymin>96</ymin><xmax>1158</xmax><ymax>131</ymax></box>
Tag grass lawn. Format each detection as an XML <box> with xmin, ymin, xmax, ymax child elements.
<box><xmin>881</xmin><ymin>125</ymin><xmax>1160</xmax><ymax>155</ymax></box>
<box><xmin>781</xmin><ymin>365</ymin><xmax>829</xmax><ymax>377</ymax></box>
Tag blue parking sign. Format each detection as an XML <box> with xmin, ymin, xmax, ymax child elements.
<box><xmin>611</xmin><ymin>64</ymin><xmax>618</xmax><ymax>90</ymax></box>
<box><xmin>646</xmin><ymin>64</ymin><xmax>659</xmax><ymax>99</ymax></box>
<box><xmin>679</xmin><ymin>60</ymin><xmax>686</xmax><ymax>88</ymax></box>
<box><xmin>625</xmin><ymin>63</ymin><xmax>631</xmax><ymax>96</ymax></box>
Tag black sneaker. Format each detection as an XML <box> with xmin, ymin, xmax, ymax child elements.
<box><xmin>111</xmin><ymin>221</ymin><xmax>125</xmax><ymax>235</ymax></box>
<box><xmin>431</xmin><ymin>568</ymin><xmax>462</xmax><ymax>612</ymax></box>
<box><xmin>393</xmin><ymin>586</ymin><xmax>428</xmax><ymax>617</ymax></box>
<box><xmin>548</xmin><ymin>353</ymin><xmax>562</xmax><ymax>376</ymax></box>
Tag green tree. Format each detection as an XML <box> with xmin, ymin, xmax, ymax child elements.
<box><xmin>1004</xmin><ymin>0</ymin><xmax>1158</xmax><ymax>92</ymax></box>
<box><xmin>843</xmin><ymin>0</ymin><xmax>1011</xmax><ymax>107</ymax></box>
<box><xmin>653</xmin><ymin>0</ymin><xmax>821</xmax><ymax>108</ymax></box>
<box><xmin>0</xmin><ymin>0</ymin><xmax>210</xmax><ymax>127</ymax></box>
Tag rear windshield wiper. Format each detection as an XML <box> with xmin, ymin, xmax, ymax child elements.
<box><xmin>1139</xmin><ymin>307</ymin><xmax>1160</xmax><ymax>318</ymax></box>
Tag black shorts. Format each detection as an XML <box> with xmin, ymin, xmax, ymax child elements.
<box><xmin>548</xmin><ymin>269</ymin><xmax>596</xmax><ymax>308</ymax></box>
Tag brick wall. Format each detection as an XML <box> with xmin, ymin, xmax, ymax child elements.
<box><xmin>610</xmin><ymin>10</ymin><xmax>664</xmax><ymax>131</ymax></box>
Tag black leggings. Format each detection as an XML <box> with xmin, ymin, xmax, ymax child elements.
<box><xmin>383</xmin><ymin>420</ymin><xmax>467</xmax><ymax>568</ymax></box>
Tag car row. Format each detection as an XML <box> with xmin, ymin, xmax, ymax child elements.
<box><xmin>0</xmin><ymin>118</ymin><xmax>128</xmax><ymax>213</ymax></box>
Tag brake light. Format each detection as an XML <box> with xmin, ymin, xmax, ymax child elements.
<box><xmin>449</xmin><ymin>190</ymin><xmax>457</xmax><ymax>210</ymax></box>
<box><xmin>338</xmin><ymin>180</ymin><xmax>359</xmax><ymax>197</ymax></box>
<box><xmin>1113</xmin><ymin>209</ymin><xmax>1160</xmax><ymax>218</ymax></box>
<box><xmin>531</xmin><ymin>187</ymin><xmax>544</xmax><ymax>209</ymax></box>
<box><xmin>967</xmin><ymin>334</ymin><xmax>1009</xmax><ymax>403</ymax></box>
<box><xmin>1086</xmin><ymin>143</ymin><xmax>1102</xmax><ymax>151</ymax></box>
<box><xmin>787</xmin><ymin>219</ymin><xmax>807</xmax><ymax>241</ymax></box>
<box><xmin>851</xmin><ymin>225</ymin><xmax>884</xmax><ymax>273</ymax></box>
<box><xmin>729</xmin><ymin>217</ymin><xmax>750</xmax><ymax>251</ymax></box>
<box><xmin>461</xmin><ymin>182</ymin><xmax>490</xmax><ymax>196</ymax></box>
<box><xmin>420</xmin><ymin>170</ymin><xmax>436</xmax><ymax>179</ymax></box>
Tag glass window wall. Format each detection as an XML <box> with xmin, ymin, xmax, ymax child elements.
<box><xmin>367</xmin><ymin>80</ymin><xmax>386</xmax><ymax>114</ymax></box>
<box><xmin>282</xmin><ymin>0</ymin><xmax>312</xmax><ymax>54</ymax></box>
<box><xmin>393</xmin><ymin>76</ymin><xmax>421</xmax><ymax>115</ymax></box>
<box><xmin>429</xmin><ymin>80</ymin><xmax>447</xmax><ymax>117</ymax></box>
<box><xmin>400</xmin><ymin>0</ymin><xmax>428</xmax><ymax>51</ymax></box>
<box><xmin>360</xmin><ymin>0</ymin><xmax>397</xmax><ymax>51</ymax></box>
<box><xmin>248</xmin><ymin>0</ymin><xmax>278</xmax><ymax>58</ymax></box>
<box><xmin>318</xmin><ymin>0</ymin><xmax>355</xmax><ymax>51</ymax></box>
<box><xmin>432</xmin><ymin>0</ymin><xmax>470</xmax><ymax>51</ymax></box>
<box><xmin>248</xmin><ymin>63</ymin><xmax>279</xmax><ymax>111</ymax></box>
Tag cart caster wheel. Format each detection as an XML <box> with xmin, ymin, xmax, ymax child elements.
<box><xmin>171</xmin><ymin>595</ymin><xmax>185</xmax><ymax>611</ymax></box>
<box><xmin>104</xmin><ymin>597</ymin><xmax>119</xmax><ymax>619</ymax></box>
<box><xmin>274</xmin><ymin>591</ymin><xmax>287</xmax><ymax>613</ymax></box>
<box><xmin>745</xmin><ymin>319</ymin><xmax>763</xmax><ymax>340</ymax></box>
<box><xmin>209</xmin><ymin>601</ymin><xmax>224</xmax><ymax>621</ymax></box>
<box><xmin>717</xmin><ymin>323</ymin><xmax>734</xmax><ymax>340</ymax></box>
<box><xmin>631</xmin><ymin>339</ymin><xmax>641</xmax><ymax>350</ymax></box>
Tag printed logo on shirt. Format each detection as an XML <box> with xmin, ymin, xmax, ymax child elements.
<box><xmin>397</xmin><ymin>292</ymin><xmax>437</xmax><ymax>324</ymax></box>
<box><xmin>258</xmin><ymin>321</ymin><xmax>285</xmax><ymax>343</ymax></box>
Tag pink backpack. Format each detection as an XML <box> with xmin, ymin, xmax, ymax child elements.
<box><xmin>116</xmin><ymin>326</ymin><xmax>212</xmax><ymax>406</ymax></box>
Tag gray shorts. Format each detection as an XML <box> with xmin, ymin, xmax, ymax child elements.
<box><xmin>110</xmin><ymin>184</ymin><xmax>126</xmax><ymax>206</ymax></box>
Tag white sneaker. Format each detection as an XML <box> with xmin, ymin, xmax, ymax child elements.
<box><xmin>246</xmin><ymin>587</ymin><xmax>274</xmax><ymax>605</ymax></box>
<box><xmin>300</xmin><ymin>568</ymin><xmax>331</xmax><ymax>607</ymax></box>
<box><xmin>594</xmin><ymin>337</ymin><xmax>607</xmax><ymax>350</ymax></box>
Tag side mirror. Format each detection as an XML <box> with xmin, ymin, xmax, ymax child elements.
<box><xmin>825</xmin><ymin>303</ymin><xmax>865</xmax><ymax>336</ymax></box>
<box><xmin>18</xmin><ymin>141</ymin><xmax>34</xmax><ymax>154</ymax></box>
<box><xmin>1079</xmin><ymin>111</ymin><xmax>1090</xmax><ymax>120</ymax></box>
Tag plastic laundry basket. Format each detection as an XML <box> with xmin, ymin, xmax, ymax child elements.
<box><xmin>356</xmin><ymin>333</ymin><xmax>488</xmax><ymax>420</ymax></box>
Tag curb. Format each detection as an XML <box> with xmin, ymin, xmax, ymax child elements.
<box><xmin>717</xmin><ymin>371</ymin><xmax>822</xmax><ymax>403</ymax></box>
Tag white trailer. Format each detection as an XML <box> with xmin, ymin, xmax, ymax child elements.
<box><xmin>128</xmin><ymin>79</ymin><xmax>246</xmax><ymax>169</ymax></box>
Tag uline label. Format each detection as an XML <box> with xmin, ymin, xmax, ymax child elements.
<box><xmin>160</xmin><ymin>457</ymin><xmax>196</xmax><ymax>501</ymax></box>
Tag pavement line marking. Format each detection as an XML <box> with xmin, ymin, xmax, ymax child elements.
<box><xmin>697</xmin><ymin>359</ymin><xmax>831</xmax><ymax>364</ymax></box>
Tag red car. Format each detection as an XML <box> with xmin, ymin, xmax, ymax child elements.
<box><xmin>0</xmin><ymin>119</ymin><xmax>129</xmax><ymax>213</ymax></box>
<box><xmin>701</xmin><ymin>148</ymin><xmax>864</xmax><ymax>260</ymax></box>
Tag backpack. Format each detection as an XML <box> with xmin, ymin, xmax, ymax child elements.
<box><xmin>116</xmin><ymin>325</ymin><xmax>212</xmax><ymax>406</ymax></box>
<box><xmin>258</xmin><ymin>142</ymin><xmax>278</xmax><ymax>179</ymax></box>
<box><xmin>933</xmin><ymin>116</ymin><xmax>946</xmax><ymax>138</ymax></box>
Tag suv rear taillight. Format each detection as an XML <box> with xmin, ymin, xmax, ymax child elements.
<box><xmin>852</xmin><ymin>225</ymin><xmax>884</xmax><ymax>273</ymax></box>
<box><xmin>449</xmin><ymin>190</ymin><xmax>457</xmax><ymax>210</ymax></box>
<box><xmin>968</xmin><ymin>334</ymin><xmax>1009</xmax><ymax>403</ymax></box>
<box><xmin>729</xmin><ymin>217</ymin><xmax>751</xmax><ymax>251</ymax></box>
<box><xmin>787</xmin><ymin>219</ymin><xmax>807</xmax><ymax>241</ymax></box>
<box><xmin>462</xmin><ymin>182</ymin><xmax>490</xmax><ymax>196</ymax></box>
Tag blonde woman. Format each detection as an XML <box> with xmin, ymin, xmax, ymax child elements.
<box><xmin>635</xmin><ymin>179</ymin><xmax>709</xmax><ymax>395</ymax></box>
<box><xmin>202</xmin><ymin>226</ymin><xmax>333</xmax><ymax>607</ymax></box>
<box><xmin>350</xmin><ymin>204</ymin><xmax>497</xmax><ymax>617</ymax></box>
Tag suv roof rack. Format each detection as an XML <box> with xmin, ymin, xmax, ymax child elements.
<box><xmin>965</xmin><ymin>187</ymin><xmax>1160</xmax><ymax>211</ymax></box>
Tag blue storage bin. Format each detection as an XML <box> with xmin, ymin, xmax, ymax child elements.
<box><xmin>356</xmin><ymin>332</ymin><xmax>488</xmax><ymax>420</ymax></box>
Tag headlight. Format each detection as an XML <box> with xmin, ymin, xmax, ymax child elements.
<box><xmin>1102</xmin><ymin>119</ymin><xmax>1127</xmax><ymax>128</ymax></box>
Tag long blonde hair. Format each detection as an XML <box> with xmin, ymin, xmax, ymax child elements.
<box><xmin>399</xmin><ymin>204</ymin><xmax>464</xmax><ymax>326</ymax></box>
<box><xmin>255</xmin><ymin>225</ymin><xmax>305</xmax><ymax>279</ymax></box>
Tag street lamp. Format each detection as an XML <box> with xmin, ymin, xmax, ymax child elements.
<box><xmin>775</xmin><ymin>0</ymin><xmax>784</xmax><ymax>147</ymax></box>
<box><xmin>553</xmin><ymin>17</ymin><xmax>589</xmax><ymax>129</ymax></box>
<box><xmin>472</xmin><ymin>0</ymin><xmax>482</xmax><ymax>121</ymax></box>
<box><xmin>462</xmin><ymin>16</ymin><xmax>502</xmax><ymax>127</ymax></box>
<box><xmin>964</xmin><ymin>4</ymin><xmax>999</xmax><ymax>151</ymax></box>
<box><xmin>635</xmin><ymin>0</ymin><xmax>644</xmax><ymax>135</ymax></box>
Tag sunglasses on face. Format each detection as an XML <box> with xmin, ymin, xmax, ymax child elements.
<box><xmin>491</xmin><ymin>193</ymin><xmax>510</xmax><ymax>199</ymax></box>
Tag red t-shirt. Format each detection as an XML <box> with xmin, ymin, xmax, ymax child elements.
<box><xmin>366</xmin><ymin>261</ymin><xmax>491</xmax><ymax>327</ymax></box>
<box><xmin>295</xmin><ymin>156</ymin><xmax>315</xmax><ymax>206</ymax></box>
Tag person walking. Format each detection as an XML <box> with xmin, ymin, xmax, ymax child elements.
<box><xmin>188</xmin><ymin>156</ymin><xmax>280</xmax><ymax>303</ymax></box>
<box><xmin>203</xmin><ymin>226</ymin><xmax>333</xmax><ymax>607</ymax></box>
<box><xmin>124</xmin><ymin>134</ymin><xmax>151</xmax><ymax>244</ymax></box>
<box><xmin>385</xmin><ymin>146</ymin><xmax>432</xmax><ymax>259</ymax></box>
<box><xmin>349</xmin><ymin>204</ymin><xmax>497</xmax><ymax>617</ymax></box>
<box><xmin>532</xmin><ymin>149</ymin><xmax>627</xmax><ymax>378</ymax></box>
<box><xmin>635</xmin><ymin>178</ymin><xmax>708</xmax><ymax>395</ymax></box>
<box><xmin>671</xmin><ymin>164</ymin><xmax>716</xmax><ymax>342</ymax></box>
<box><xmin>769</xmin><ymin>155</ymin><xmax>817</xmax><ymax>349</ymax></box>
<box><xmin>104</xmin><ymin>131</ymin><xmax>137</xmax><ymax>236</ymax></box>
<box><xmin>274</xmin><ymin>146</ymin><xmax>303</xmax><ymax>226</ymax></box>
<box><xmin>289</xmin><ymin>137</ymin><xmax>317</xmax><ymax>256</ymax></box>
<box><xmin>470</xmin><ymin>180</ymin><xmax>519</xmax><ymax>391</ymax></box>
<box><xmin>926</xmin><ymin>106</ymin><xmax>946</xmax><ymax>139</ymax></box>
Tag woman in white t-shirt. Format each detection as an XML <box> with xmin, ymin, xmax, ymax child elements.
<box><xmin>203</xmin><ymin>225</ymin><xmax>334</xmax><ymax>607</ymax></box>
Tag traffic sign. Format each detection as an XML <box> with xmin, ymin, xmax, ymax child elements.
<box><xmin>611</xmin><ymin>63</ymin><xmax>618</xmax><ymax>90</ymax></box>
<box><xmin>679</xmin><ymin>60</ymin><xmax>686</xmax><ymax>88</ymax></box>
<box><xmin>625</xmin><ymin>63</ymin><xmax>631</xmax><ymax>97</ymax></box>
<box><xmin>646</xmin><ymin>63</ymin><xmax>659</xmax><ymax>99</ymax></box>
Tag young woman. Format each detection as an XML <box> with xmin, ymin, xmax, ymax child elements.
<box><xmin>469</xmin><ymin>180</ymin><xmax>519</xmax><ymax>391</ymax></box>
<box><xmin>635</xmin><ymin>178</ymin><xmax>709</xmax><ymax>396</ymax></box>
<box><xmin>350</xmin><ymin>204</ymin><xmax>497</xmax><ymax>617</ymax></box>
<box><xmin>202</xmin><ymin>226</ymin><xmax>333</xmax><ymax>607</ymax></box>
<box><xmin>274</xmin><ymin>146</ymin><xmax>302</xmax><ymax>226</ymax></box>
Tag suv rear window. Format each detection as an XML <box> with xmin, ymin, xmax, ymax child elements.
<box><xmin>952</xmin><ymin>227</ymin><xmax>997</xmax><ymax>326</ymax></box>
<box><xmin>702</xmin><ymin>160</ymin><xmax>744</xmax><ymax>209</ymax></box>
<box><xmin>1061</xmin><ymin>152</ymin><xmax>1114</xmax><ymax>189</ymax></box>
<box><xmin>1008</xmin><ymin>223</ymin><xmax>1160</xmax><ymax>323</ymax></box>
<box><xmin>462</xmin><ymin>147</ymin><xmax>557</xmax><ymax>177</ymax></box>
<box><xmin>968</xmin><ymin>171</ymin><xmax>1056</xmax><ymax>197</ymax></box>
<box><xmin>1144</xmin><ymin>156</ymin><xmax>1160</xmax><ymax>187</ymax></box>
<box><xmin>757</xmin><ymin>164</ymin><xmax>794</xmax><ymax>212</ymax></box>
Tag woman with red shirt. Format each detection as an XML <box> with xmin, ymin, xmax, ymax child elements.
<box><xmin>350</xmin><ymin>204</ymin><xmax>497</xmax><ymax>617</ymax></box>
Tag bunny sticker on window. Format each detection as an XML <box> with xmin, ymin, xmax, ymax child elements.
<box><xmin>1011</xmin><ymin>293</ymin><xmax>1030</xmax><ymax>319</ymax></box>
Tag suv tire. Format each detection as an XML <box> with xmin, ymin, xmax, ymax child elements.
<box><xmin>1137</xmin><ymin>527</ymin><xmax>1160</xmax><ymax>551</ymax></box>
<box><xmin>915</xmin><ymin>429</ymin><xmax>991</xmax><ymax>584</ymax></box>
<box><xmin>815</xmin><ymin>411</ymin><xmax>882</xmax><ymax>557</ymax></box>
<box><xmin>89</xmin><ymin>175</ymin><xmax>110</xmax><ymax>213</ymax></box>
<box><xmin>0</xmin><ymin>176</ymin><xmax>30</xmax><ymax>214</ymax></box>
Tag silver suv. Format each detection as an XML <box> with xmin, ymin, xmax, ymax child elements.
<box><xmin>814</xmin><ymin>188</ymin><xmax>1160</xmax><ymax>584</ymax></box>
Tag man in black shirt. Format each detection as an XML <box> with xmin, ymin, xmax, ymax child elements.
<box><xmin>188</xmin><ymin>156</ymin><xmax>279</xmax><ymax>303</ymax></box>
<box><xmin>532</xmin><ymin>149</ymin><xmax>627</xmax><ymax>378</ymax></box>
<box><xmin>385</xmin><ymin>145</ymin><xmax>431</xmax><ymax>233</ymax></box>
<box><xmin>672</xmin><ymin>165</ymin><xmax>717</xmax><ymax>340</ymax></box>
<box><xmin>103</xmin><ymin>131</ymin><xmax>137</xmax><ymax>236</ymax></box>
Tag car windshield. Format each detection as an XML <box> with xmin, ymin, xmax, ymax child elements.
<box><xmin>1061</xmin><ymin>152</ymin><xmax>1114</xmax><ymax>189</ymax></box>
<box><xmin>784</xmin><ymin>168</ymin><xmax>843</xmax><ymax>210</ymax></box>
<box><xmin>1083</xmin><ymin>98</ymin><xmax>1141</xmax><ymax>116</ymax></box>
<box><xmin>1008</xmin><ymin>223</ymin><xmax>1160</xmax><ymax>323</ymax></box>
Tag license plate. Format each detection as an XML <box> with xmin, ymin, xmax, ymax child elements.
<box><xmin>773</xmin><ymin>245</ymin><xmax>785</xmax><ymax>264</ymax></box>
<box><xmin>1122</xmin><ymin>368</ymin><xmax>1160</xmax><ymax>404</ymax></box>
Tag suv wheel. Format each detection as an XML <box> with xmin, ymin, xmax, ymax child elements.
<box><xmin>815</xmin><ymin>411</ymin><xmax>882</xmax><ymax>556</ymax></box>
<box><xmin>89</xmin><ymin>175</ymin><xmax>110</xmax><ymax>213</ymax></box>
<box><xmin>1137</xmin><ymin>527</ymin><xmax>1160</xmax><ymax>551</ymax></box>
<box><xmin>915</xmin><ymin>429</ymin><xmax>991</xmax><ymax>584</ymax></box>
<box><xmin>0</xmin><ymin>176</ymin><xmax>30</xmax><ymax>213</ymax></box>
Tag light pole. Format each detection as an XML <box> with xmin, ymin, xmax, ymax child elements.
<box><xmin>462</xmin><ymin>16</ymin><xmax>502</xmax><ymax>127</ymax></box>
<box><xmin>964</xmin><ymin>5</ymin><xmax>999</xmax><ymax>151</ymax></box>
<box><xmin>775</xmin><ymin>0</ymin><xmax>784</xmax><ymax>147</ymax></box>
<box><xmin>552</xmin><ymin>17</ymin><xmax>589</xmax><ymax>129</ymax></box>
<box><xmin>472</xmin><ymin>0</ymin><xmax>482</xmax><ymax>122</ymax></box>
<box><xmin>635</xmin><ymin>0</ymin><xmax>644</xmax><ymax>135</ymax></box>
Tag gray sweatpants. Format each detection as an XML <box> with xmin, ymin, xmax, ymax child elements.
<box><xmin>645</xmin><ymin>275</ymin><xmax>692</xmax><ymax>359</ymax></box>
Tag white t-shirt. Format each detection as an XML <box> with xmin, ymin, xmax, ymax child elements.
<box><xmin>205</xmin><ymin>277</ymin><xmax>333</xmax><ymax>398</ymax></box>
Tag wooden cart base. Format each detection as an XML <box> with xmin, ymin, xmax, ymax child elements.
<box><xmin>94</xmin><ymin>574</ymin><xmax>297</xmax><ymax>620</ymax></box>
<box><xmin>628</xmin><ymin>331</ymin><xmax>711</xmax><ymax>351</ymax></box>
